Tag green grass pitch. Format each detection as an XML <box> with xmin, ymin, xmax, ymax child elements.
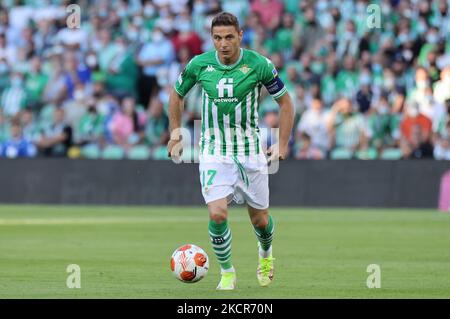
<box><xmin>0</xmin><ymin>205</ymin><xmax>449</xmax><ymax>298</ymax></box>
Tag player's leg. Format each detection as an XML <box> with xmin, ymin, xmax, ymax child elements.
<box><xmin>207</xmin><ymin>197</ymin><xmax>236</xmax><ymax>290</ymax></box>
<box><xmin>248</xmin><ymin>205</ymin><xmax>275</xmax><ymax>287</ymax></box>
<box><xmin>200</xmin><ymin>154</ymin><xmax>239</xmax><ymax>289</ymax></box>
<box><xmin>239</xmin><ymin>152</ymin><xmax>274</xmax><ymax>286</ymax></box>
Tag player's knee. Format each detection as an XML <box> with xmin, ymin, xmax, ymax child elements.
<box><xmin>251</xmin><ymin>215</ymin><xmax>269</xmax><ymax>229</ymax></box>
<box><xmin>208</xmin><ymin>205</ymin><xmax>228</xmax><ymax>223</ymax></box>
<box><xmin>210</xmin><ymin>212</ymin><xmax>227</xmax><ymax>224</ymax></box>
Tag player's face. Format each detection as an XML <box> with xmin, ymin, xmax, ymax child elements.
<box><xmin>211</xmin><ymin>25</ymin><xmax>243</xmax><ymax>63</ymax></box>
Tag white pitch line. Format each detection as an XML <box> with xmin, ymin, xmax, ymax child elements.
<box><xmin>0</xmin><ymin>216</ymin><xmax>250</xmax><ymax>226</ymax></box>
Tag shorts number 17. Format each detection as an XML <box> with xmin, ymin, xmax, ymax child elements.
<box><xmin>201</xmin><ymin>169</ymin><xmax>217</xmax><ymax>186</ymax></box>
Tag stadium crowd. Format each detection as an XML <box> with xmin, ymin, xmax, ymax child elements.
<box><xmin>0</xmin><ymin>0</ymin><xmax>450</xmax><ymax>160</ymax></box>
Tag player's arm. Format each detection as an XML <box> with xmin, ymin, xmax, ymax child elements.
<box><xmin>167</xmin><ymin>89</ymin><xmax>184</xmax><ymax>158</ymax></box>
<box><xmin>272</xmin><ymin>92</ymin><xmax>294</xmax><ymax>160</ymax></box>
<box><xmin>167</xmin><ymin>58</ymin><xmax>198</xmax><ymax>158</ymax></box>
<box><xmin>260</xmin><ymin>57</ymin><xmax>294</xmax><ymax>160</ymax></box>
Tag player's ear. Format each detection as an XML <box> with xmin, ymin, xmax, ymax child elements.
<box><xmin>238</xmin><ymin>29</ymin><xmax>243</xmax><ymax>41</ymax></box>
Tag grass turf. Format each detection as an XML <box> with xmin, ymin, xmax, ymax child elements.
<box><xmin>0</xmin><ymin>205</ymin><xmax>449</xmax><ymax>299</ymax></box>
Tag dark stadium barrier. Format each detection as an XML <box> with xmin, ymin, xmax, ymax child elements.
<box><xmin>0</xmin><ymin>159</ymin><xmax>449</xmax><ymax>208</ymax></box>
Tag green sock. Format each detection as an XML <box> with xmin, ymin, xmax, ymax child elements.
<box><xmin>253</xmin><ymin>215</ymin><xmax>274</xmax><ymax>251</ymax></box>
<box><xmin>208</xmin><ymin>219</ymin><xmax>233</xmax><ymax>271</ymax></box>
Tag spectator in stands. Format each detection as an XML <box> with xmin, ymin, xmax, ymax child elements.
<box><xmin>434</xmin><ymin>119</ymin><xmax>450</xmax><ymax>160</ymax></box>
<box><xmin>336</xmin><ymin>20</ymin><xmax>359</xmax><ymax>59</ymax></box>
<box><xmin>168</xmin><ymin>45</ymin><xmax>192</xmax><ymax>87</ymax></box>
<box><xmin>292</xmin><ymin>85</ymin><xmax>308</xmax><ymax>120</ymax></box>
<box><xmin>145</xmin><ymin>97</ymin><xmax>169</xmax><ymax>148</ymax></box>
<box><xmin>434</xmin><ymin>99</ymin><xmax>450</xmax><ymax>141</ymax></box>
<box><xmin>400</xmin><ymin>102</ymin><xmax>432</xmax><ymax>146</ymax></box>
<box><xmin>294</xmin><ymin>5</ymin><xmax>325</xmax><ymax>55</ymax></box>
<box><xmin>433</xmin><ymin>66</ymin><xmax>450</xmax><ymax>105</ymax></box>
<box><xmin>251</xmin><ymin>23</ymin><xmax>270</xmax><ymax>56</ymax></box>
<box><xmin>76</xmin><ymin>102</ymin><xmax>105</xmax><ymax>147</ymax></box>
<box><xmin>241</xmin><ymin>11</ymin><xmax>261</xmax><ymax>48</ymax></box>
<box><xmin>418</xmin><ymin>86</ymin><xmax>446</xmax><ymax>130</ymax></box>
<box><xmin>296</xmin><ymin>98</ymin><xmax>330</xmax><ymax>154</ymax></box>
<box><xmin>42</xmin><ymin>50</ymin><xmax>67</xmax><ymax>105</ymax></box>
<box><xmin>137</xmin><ymin>26</ymin><xmax>175</xmax><ymax>108</ymax></box>
<box><xmin>36</xmin><ymin>107</ymin><xmax>73</xmax><ymax>157</ymax></box>
<box><xmin>25</xmin><ymin>56</ymin><xmax>48</xmax><ymax>110</ymax></box>
<box><xmin>272</xmin><ymin>12</ymin><xmax>295</xmax><ymax>60</ymax></box>
<box><xmin>63</xmin><ymin>83</ymin><xmax>88</xmax><ymax>131</ymax></box>
<box><xmin>108</xmin><ymin>96</ymin><xmax>146</xmax><ymax>151</ymax></box>
<box><xmin>250</xmin><ymin>0</ymin><xmax>284</xmax><ymax>32</ymax></box>
<box><xmin>366</xmin><ymin>94</ymin><xmax>399</xmax><ymax>152</ymax></box>
<box><xmin>0</xmin><ymin>120</ymin><xmax>36</xmax><ymax>158</ymax></box>
<box><xmin>0</xmin><ymin>32</ymin><xmax>15</xmax><ymax>65</ymax></box>
<box><xmin>320</xmin><ymin>54</ymin><xmax>339</xmax><ymax>108</ymax></box>
<box><xmin>0</xmin><ymin>57</ymin><xmax>9</xmax><ymax>93</ymax></box>
<box><xmin>20</xmin><ymin>108</ymin><xmax>41</xmax><ymax>143</ymax></box>
<box><xmin>105</xmin><ymin>36</ymin><xmax>138</xmax><ymax>99</ymax></box>
<box><xmin>409</xmin><ymin>67</ymin><xmax>432</xmax><ymax>110</ymax></box>
<box><xmin>295</xmin><ymin>132</ymin><xmax>324</xmax><ymax>160</ymax></box>
<box><xmin>401</xmin><ymin>123</ymin><xmax>434</xmax><ymax>159</ymax></box>
<box><xmin>336</xmin><ymin>55</ymin><xmax>359</xmax><ymax>98</ymax></box>
<box><xmin>171</xmin><ymin>11</ymin><xmax>203</xmax><ymax>56</ymax></box>
<box><xmin>33</xmin><ymin>17</ymin><xmax>54</xmax><ymax>56</ymax></box>
<box><xmin>0</xmin><ymin>70</ymin><xmax>27</xmax><ymax>118</ymax></box>
<box><xmin>62</xmin><ymin>51</ymin><xmax>91</xmax><ymax>101</ymax></box>
<box><xmin>327</xmin><ymin>97</ymin><xmax>370</xmax><ymax>156</ymax></box>
<box><xmin>400</xmin><ymin>102</ymin><xmax>434</xmax><ymax>159</ymax></box>
<box><xmin>356</xmin><ymin>69</ymin><xmax>373</xmax><ymax>114</ymax></box>
<box><xmin>0</xmin><ymin>9</ymin><xmax>14</xmax><ymax>43</ymax></box>
<box><xmin>0</xmin><ymin>108</ymin><xmax>10</xmax><ymax>144</ymax></box>
<box><xmin>95</xmin><ymin>28</ymin><xmax>118</xmax><ymax>73</ymax></box>
<box><xmin>259</xmin><ymin>108</ymin><xmax>280</xmax><ymax>151</ymax></box>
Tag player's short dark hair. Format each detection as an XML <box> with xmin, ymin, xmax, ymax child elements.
<box><xmin>211</xmin><ymin>12</ymin><xmax>240</xmax><ymax>33</ymax></box>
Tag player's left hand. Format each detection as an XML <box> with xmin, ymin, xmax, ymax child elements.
<box><xmin>266</xmin><ymin>143</ymin><xmax>288</xmax><ymax>165</ymax></box>
<box><xmin>167</xmin><ymin>138</ymin><xmax>183</xmax><ymax>160</ymax></box>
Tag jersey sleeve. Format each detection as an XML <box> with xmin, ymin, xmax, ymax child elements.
<box><xmin>259</xmin><ymin>57</ymin><xmax>288</xmax><ymax>100</ymax></box>
<box><xmin>174</xmin><ymin>57</ymin><xmax>198</xmax><ymax>97</ymax></box>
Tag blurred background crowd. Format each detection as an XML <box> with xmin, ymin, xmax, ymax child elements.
<box><xmin>0</xmin><ymin>0</ymin><xmax>450</xmax><ymax>160</ymax></box>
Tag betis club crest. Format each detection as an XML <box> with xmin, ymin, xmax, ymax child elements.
<box><xmin>239</xmin><ymin>64</ymin><xmax>251</xmax><ymax>74</ymax></box>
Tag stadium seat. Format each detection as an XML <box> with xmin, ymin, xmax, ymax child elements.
<box><xmin>127</xmin><ymin>145</ymin><xmax>150</xmax><ymax>160</ymax></box>
<box><xmin>355</xmin><ymin>148</ymin><xmax>378</xmax><ymax>160</ymax></box>
<box><xmin>380</xmin><ymin>148</ymin><xmax>403</xmax><ymax>160</ymax></box>
<box><xmin>152</xmin><ymin>146</ymin><xmax>170</xmax><ymax>160</ymax></box>
<box><xmin>101</xmin><ymin>145</ymin><xmax>125</xmax><ymax>160</ymax></box>
<box><xmin>80</xmin><ymin>144</ymin><xmax>101</xmax><ymax>159</ymax></box>
<box><xmin>330</xmin><ymin>148</ymin><xmax>353</xmax><ymax>160</ymax></box>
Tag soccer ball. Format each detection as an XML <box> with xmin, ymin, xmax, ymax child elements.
<box><xmin>170</xmin><ymin>244</ymin><xmax>209</xmax><ymax>283</ymax></box>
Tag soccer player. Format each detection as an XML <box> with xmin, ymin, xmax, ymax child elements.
<box><xmin>167</xmin><ymin>12</ymin><xmax>294</xmax><ymax>290</ymax></box>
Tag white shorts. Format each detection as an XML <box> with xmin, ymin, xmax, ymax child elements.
<box><xmin>199</xmin><ymin>153</ymin><xmax>269</xmax><ymax>210</ymax></box>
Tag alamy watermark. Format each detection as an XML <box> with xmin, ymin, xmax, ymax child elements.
<box><xmin>366</xmin><ymin>264</ymin><xmax>381</xmax><ymax>288</ymax></box>
<box><xmin>66</xmin><ymin>4</ymin><xmax>81</xmax><ymax>29</ymax></box>
<box><xmin>366</xmin><ymin>4</ymin><xmax>381</xmax><ymax>29</ymax></box>
<box><xmin>66</xmin><ymin>264</ymin><xmax>81</xmax><ymax>288</ymax></box>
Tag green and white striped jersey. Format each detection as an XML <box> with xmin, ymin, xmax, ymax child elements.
<box><xmin>174</xmin><ymin>48</ymin><xmax>287</xmax><ymax>156</ymax></box>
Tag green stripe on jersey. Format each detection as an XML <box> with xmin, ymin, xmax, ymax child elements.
<box><xmin>207</xmin><ymin>94</ymin><xmax>215</xmax><ymax>155</ymax></box>
<box><xmin>217</xmin><ymin>108</ymin><xmax>226</xmax><ymax>155</ymax></box>
<box><xmin>201</xmin><ymin>90</ymin><xmax>205</xmax><ymax>152</ymax></box>
<box><xmin>230</xmin><ymin>106</ymin><xmax>237</xmax><ymax>156</ymax></box>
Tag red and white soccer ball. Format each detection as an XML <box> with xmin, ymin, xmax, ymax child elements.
<box><xmin>170</xmin><ymin>244</ymin><xmax>209</xmax><ymax>283</ymax></box>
